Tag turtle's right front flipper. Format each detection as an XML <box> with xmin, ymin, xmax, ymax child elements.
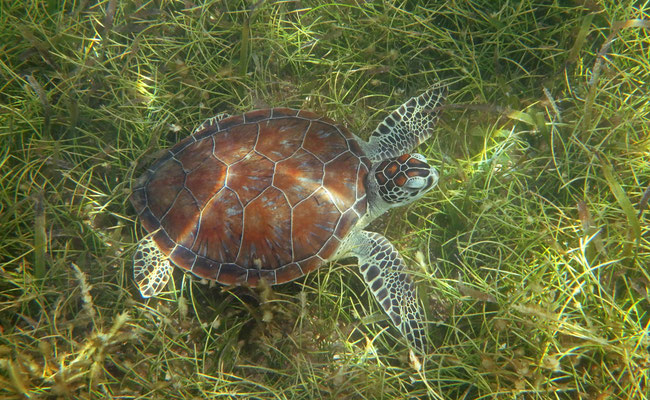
<box><xmin>347</xmin><ymin>230</ymin><xmax>427</xmax><ymax>352</ymax></box>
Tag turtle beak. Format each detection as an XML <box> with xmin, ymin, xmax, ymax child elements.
<box><xmin>424</xmin><ymin>167</ymin><xmax>439</xmax><ymax>191</ymax></box>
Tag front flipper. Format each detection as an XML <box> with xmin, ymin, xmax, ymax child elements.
<box><xmin>347</xmin><ymin>230</ymin><xmax>426</xmax><ymax>352</ymax></box>
<box><xmin>364</xmin><ymin>84</ymin><xmax>446</xmax><ymax>162</ymax></box>
<box><xmin>133</xmin><ymin>234</ymin><xmax>173</xmax><ymax>298</ymax></box>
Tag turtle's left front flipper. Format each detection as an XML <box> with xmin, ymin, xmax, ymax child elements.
<box><xmin>347</xmin><ymin>230</ymin><xmax>426</xmax><ymax>352</ymax></box>
<box><xmin>133</xmin><ymin>233</ymin><xmax>173</xmax><ymax>298</ymax></box>
<box><xmin>363</xmin><ymin>84</ymin><xmax>446</xmax><ymax>162</ymax></box>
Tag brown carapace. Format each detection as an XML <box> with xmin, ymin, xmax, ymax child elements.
<box><xmin>131</xmin><ymin>109</ymin><xmax>370</xmax><ymax>287</ymax></box>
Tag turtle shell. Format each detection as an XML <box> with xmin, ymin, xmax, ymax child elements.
<box><xmin>131</xmin><ymin>108</ymin><xmax>370</xmax><ymax>286</ymax></box>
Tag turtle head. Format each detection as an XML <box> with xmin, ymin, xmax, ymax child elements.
<box><xmin>366</xmin><ymin>153</ymin><xmax>438</xmax><ymax>216</ymax></box>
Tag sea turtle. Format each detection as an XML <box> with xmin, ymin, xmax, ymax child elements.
<box><xmin>130</xmin><ymin>84</ymin><xmax>445</xmax><ymax>351</ymax></box>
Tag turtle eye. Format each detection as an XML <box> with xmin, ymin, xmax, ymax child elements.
<box><xmin>404</xmin><ymin>170</ymin><xmax>438</xmax><ymax>192</ymax></box>
<box><xmin>405</xmin><ymin>177</ymin><xmax>428</xmax><ymax>189</ymax></box>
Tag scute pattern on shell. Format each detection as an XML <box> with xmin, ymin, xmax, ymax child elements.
<box><xmin>130</xmin><ymin>108</ymin><xmax>370</xmax><ymax>286</ymax></box>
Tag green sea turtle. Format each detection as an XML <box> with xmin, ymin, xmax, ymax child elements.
<box><xmin>130</xmin><ymin>84</ymin><xmax>446</xmax><ymax>351</ymax></box>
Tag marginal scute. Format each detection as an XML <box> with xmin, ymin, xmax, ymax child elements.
<box><xmin>170</xmin><ymin>245</ymin><xmax>196</xmax><ymax>273</ymax></box>
<box><xmin>353</xmin><ymin>199</ymin><xmax>366</xmax><ymax>219</ymax></box>
<box><xmin>153</xmin><ymin>229</ymin><xmax>175</xmax><ymax>256</ymax></box>
<box><xmin>318</xmin><ymin>236</ymin><xmax>341</xmax><ymax>260</ymax></box>
<box><xmin>243</xmin><ymin>109</ymin><xmax>271</xmax><ymax>123</ymax></box>
<box><xmin>298</xmin><ymin>256</ymin><xmax>322</xmax><ymax>275</ymax></box>
<box><xmin>348</xmin><ymin>138</ymin><xmax>364</xmax><ymax>157</ymax></box>
<box><xmin>138</xmin><ymin>207</ymin><xmax>161</xmax><ymax>232</ymax></box>
<box><xmin>130</xmin><ymin>186</ymin><xmax>146</xmax><ymax>211</ymax></box>
<box><xmin>274</xmin><ymin>262</ymin><xmax>303</xmax><ymax>284</ymax></box>
<box><xmin>211</xmin><ymin>114</ymin><xmax>244</xmax><ymax>133</ymax></box>
<box><xmin>215</xmin><ymin>263</ymin><xmax>245</xmax><ymax>286</ymax></box>
<box><xmin>271</xmin><ymin>108</ymin><xmax>300</xmax><ymax>119</ymax></box>
<box><xmin>296</xmin><ymin>109</ymin><xmax>320</xmax><ymax>119</ymax></box>
<box><xmin>334</xmin><ymin>208</ymin><xmax>359</xmax><ymax>240</ymax></box>
<box><xmin>247</xmin><ymin>268</ymin><xmax>279</xmax><ymax>287</ymax></box>
<box><xmin>192</xmin><ymin>256</ymin><xmax>219</xmax><ymax>280</ymax></box>
<box><xmin>170</xmin><ymin>139</ymin><xmax>197</xmax><ymax>156</ymax></box>
<box><xmin>355</xmin><ymin>162</ymin><xmax>369</xmax><ymax>215</ymax></box>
